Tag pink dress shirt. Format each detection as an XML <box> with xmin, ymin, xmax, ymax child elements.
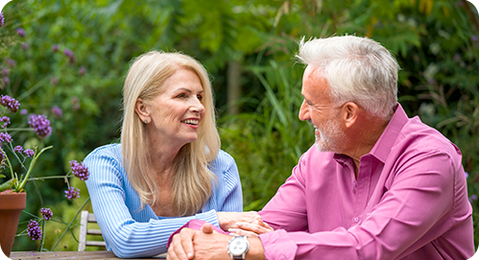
<box><xmin>258</xmin><ymin>104</ymin><xmax>474</xmax><ymax>260</ymax></box>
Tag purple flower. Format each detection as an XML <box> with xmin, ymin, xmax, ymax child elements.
<box><xmin>27</xmin><ymin>220</ymin><xmax>42</xmax><ymax>240</ymax></box>
<box><xmin>28</xmin><ymin>114</ymin><xmax>52</xmax><ymax>138</ymax></box>
<box><xmin>13</xmin><ymin>145</ymin><xmax>23</xmax><ymax>153</ymax></box>
<box><xmin>2</xmin><ymin>68</ymin><xmax>9</xmax><ymax>76</ymax></box>
<box><xmin>0</xmin><ymin>12</ymin><xmax>4</xmax><ymax>28</ymax></box>
<box><xmin>51</xmin><ymin>106</ymin><xmax>62</xmax><ymax>118</ymax></box>
<box><xmin>72</xmin><ymin>96</ymin><xmax>79</xmax><ymax>111</ymax></box>
<box><xmin>0</xmin><ymin>133</ymin><xmax>12</xmax><ymax>143</ymax></box>
<box><xmin>24</xmin><ymin>149</ymin><xmax>34</xmax><ymax>157</ymax></box>
<box><xmin>69</xmin><ymin>160</ymin><xmax>89</xmax><ymax>181</ymax></box>
<box><xmin>6</xmin><ymin>58</ymin><xmax>16</xmax><ymax>67</ymax></box>
<box><xmin>1</xmin><ymin>116</ymin><xmax>10</xmax><ymax>128</ymax></box>
<box><xmin>50</xmin><ymin>77</ymin><xmax>58</xmax><ymax>85</ymax></box>
<box><xmin>64</xmin><ymin>187</ymin><xmax>80</xmax><ymax>200</ymax></box>
<box><xmin>63</xmin><ymin>48</ymin><xmax>76</xmax><ymax>64</ymax></box>
<box><xmin>0</xmin><ymin>95</ymin><xmax>20</xmax><ymax>113</ymax></box>
<box><xmin>40</xmin><ymin>208</ymin><xmax>53</xmax><ymax>221</ymax></box>
<box><xmin>3</xmin><ymin>76</ymin><xmax>9</xmax><ymax>85</ymax></box>
<box><xmin>22</xmin><ymin>43</ymin><xmax>28</xmax><ymax>50</ymax></box>
<box><xmin>78</xmin><ymin>66</ymin><xmax>86</xmax><ymax>76</ymax></box>
<box><xmin>20</xmin><ymin>109</ymin><xmax>28</xmax><ymax>115</ymax></box>
<box><xmin>472</xmin><ymin>35</ymin><xmax>478</xmax><ymax>42</ymax></box>
<box><xmin>51</xmin><ymin>44</ymin><xmax>59</xmax><ymax>52</ymax></box>
<box><xmin>16</xmin><ymin>28</ymin><xmax>25</xmax><ymax>37</ymax></box>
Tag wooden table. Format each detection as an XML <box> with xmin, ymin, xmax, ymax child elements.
<box><xmin>9</xmin><ymin>251</ymin><xmax>167</xmax><ymax>259</ymax></box>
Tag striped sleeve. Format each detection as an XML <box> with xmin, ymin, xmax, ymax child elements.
<box><xmin>84</xmin><ymin>145</ymin><xmax>239</xmax><ymax>258</ymax></box>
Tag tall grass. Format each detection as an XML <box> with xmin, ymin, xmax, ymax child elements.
<box><xmin>219</xmin><ymin>59</ymin><xmax>314</xmax><ymax>210</ymax></box>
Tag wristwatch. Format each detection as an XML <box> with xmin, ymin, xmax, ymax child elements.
<box><xmin>227</xmin><ymin>236</ymin><xmax>249</xmax><ymax>259</ymax></box>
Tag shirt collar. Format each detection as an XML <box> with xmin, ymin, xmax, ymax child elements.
<box><xmin>368</xmin><ymin>103</ymin><xmax>409</xmax><ymax>163</ymax></box>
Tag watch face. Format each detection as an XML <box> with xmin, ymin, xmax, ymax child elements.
<box><xmin>229</xmin><ymin>237</ymin><xmax>248</xmax><ymax>255</ymax></box>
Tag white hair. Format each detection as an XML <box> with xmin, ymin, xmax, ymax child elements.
<box><xmin>297</xmin><ymin>35</ymin><xmax>399</xmax><ymax>119</ymax></box>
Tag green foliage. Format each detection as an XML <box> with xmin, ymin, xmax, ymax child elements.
<box><xmin>1</xmin><ymin>0</ymin><xmax>477</xmax><ymax>251</ymax></box>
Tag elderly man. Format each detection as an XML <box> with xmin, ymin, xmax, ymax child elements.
<box><xmin>167</xmin><ymin>35</ymin><xmax>475</xmax><ymax>260</ymax></box>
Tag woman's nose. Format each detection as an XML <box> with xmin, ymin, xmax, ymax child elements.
<box><xmin>189</xmin><ymin>99</ymin><xmax>205</xmax><ymax>114</ymax></box>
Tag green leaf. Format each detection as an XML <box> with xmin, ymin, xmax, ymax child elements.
<box><xmin>0</xmin><ymin>178</ymin><xmax>17</xmax><ymax>192</ymax></box>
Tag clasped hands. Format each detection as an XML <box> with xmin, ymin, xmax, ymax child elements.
<box><xmin>167</xmin><ymin>212</ymin><xmax>273</xmax><ymax>260</ymax></box>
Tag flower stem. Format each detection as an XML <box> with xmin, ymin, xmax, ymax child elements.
<box><xmin>17</xmin><ymin>146</ymin><xmax>53</xmax><ymax>191</ymax></box>
<box><xmin>50</xmin><ymin>197</ymin><xmax>90</xmax><ymax>251</ymax></box>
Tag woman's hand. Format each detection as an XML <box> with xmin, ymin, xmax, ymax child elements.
<box><xmin>217</xmin><ymin>211</ymin><xmax>261</xmax><ymax>230</ymax></box>
<box><xmin>217</xmin><ymin>211</ymin><xmax>274</xmax><ymax>236</ymax></box>
<box><xmin>228</xmin><ymin>219</ymin><xmax>274</xmax><ymax>237</ymax></box>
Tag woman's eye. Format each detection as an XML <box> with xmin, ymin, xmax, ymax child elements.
<box><xmin>176</xmin><ymin>93</ymin><xmax>186</xmax><ymax>98</ymax></box>
<box><xmin>197</xmin><ymin>95</ymin><xmax>203</xmax><ymax>101</ymax></box>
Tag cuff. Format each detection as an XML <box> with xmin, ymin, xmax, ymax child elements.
<box><xmin>259</xmin><ymin>229</ymin><xmax>297</xmax><ymax>260</ymax></box>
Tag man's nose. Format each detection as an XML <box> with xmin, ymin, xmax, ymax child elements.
<box><xmin>298</xmin><ymin>100</ymin><xmax>309</xmax><ymax>121</ymax></box>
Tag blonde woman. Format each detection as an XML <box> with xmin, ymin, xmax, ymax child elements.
<box><xmin>84</xmin><ymin>51</ymin><xmax>255</xmax><ymax>258</ymax></box>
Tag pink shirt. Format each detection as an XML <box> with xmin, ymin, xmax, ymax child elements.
<box><xmin>258</xmin><ymin>104</ymin><xmax>474</xmax><ymax>260</ymax></box>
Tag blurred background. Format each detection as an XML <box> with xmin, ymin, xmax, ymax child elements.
<box><xmin>1</xmin><ymin>0</ymin><xmax>478</xmax><ymax>252</ymax></box>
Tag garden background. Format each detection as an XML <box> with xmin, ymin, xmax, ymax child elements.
<box><xmin>1</xmin><ymin>0</ymin><xmax>478</xmax><ymax>252</ymax></box>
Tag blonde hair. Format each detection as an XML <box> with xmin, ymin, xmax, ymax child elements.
<box><xmin>120</xmin><ymin>51</ymin><xmax>220</xmax><ymax>216</ymax></box>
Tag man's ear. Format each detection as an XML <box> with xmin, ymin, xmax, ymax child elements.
<box><xmin>134</xmin><ymin>98</ymin><xmax>150</xmax><ymax>122</ymax></box>
<box><xmin>343</xmin><ymin>102</ymin><xmax>358</xmax><ymax>128</ymax></box>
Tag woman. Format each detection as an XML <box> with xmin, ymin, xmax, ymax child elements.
<box><xmin>84</xmin><ymin>51</ymin><xmax>250</xmax><ymax>258</ymax></box>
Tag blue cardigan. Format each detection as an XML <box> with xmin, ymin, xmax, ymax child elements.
<box><xmin>84</xmin><ymin>143</ymin><xmax>242</xmax><ymax>258</ymax></box>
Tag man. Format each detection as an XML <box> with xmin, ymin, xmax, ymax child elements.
<box><xmin>167</xmin><ymin>35</ymin><xmax>475</xmax><ymax>260</ymax></box>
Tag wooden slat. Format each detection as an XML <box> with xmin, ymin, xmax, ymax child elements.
<box><xmin>85</xmin><ymin>241</ymin><xmax>106</xmax><ymax>247</ymax></box>
<box><xmin>86</xmin><ymin>229</ymin><xmax>103</xmax><ymax>235</ymax></box>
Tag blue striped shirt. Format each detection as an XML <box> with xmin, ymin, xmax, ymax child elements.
<box><xmin>84</xmin><ymin>143</ymin><xmax>242</xmax><ymax>258</ymax></box>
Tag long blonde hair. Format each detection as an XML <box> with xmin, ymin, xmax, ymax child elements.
<box><xmin>120</xmin><ymin>51</ymin><xmax>220</xmax><ymax>216</ymax></box>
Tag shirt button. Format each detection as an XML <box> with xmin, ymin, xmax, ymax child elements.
<box><xmin>354</xmin><ymin>217</ymin><xmax>359</xmax><ymax>223</ymax></box>
<box><xmin>353</xmin><ymin>181</ymin><xmax>357</xmax><ymax>188</ymax></box>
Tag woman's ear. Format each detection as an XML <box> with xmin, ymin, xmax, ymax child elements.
<box><xmin>343</xmin><ymin>102</ymin><xmax>358</xmax><ymax>128</ymax></box>
<box><xmin>134</xmin><ymin>98</ymin><xmax>150</xmax><ymax>123</ymax></box>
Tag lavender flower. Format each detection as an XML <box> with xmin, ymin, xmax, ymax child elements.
<box><xmin>24</xmin><ymin>149</ymin><xmax>34</xmax><ymax>157</ymax></box>
<box><xmin>78</xmin><ymin>66</ymin><xmax>86</xmax><ymax>76</ymax></box>
<box><xmin>6</xmin><ymin>58</ymin><xmax>16</xmax><ymax>67</ymax></box>
<box><xmin>3</xmin><ymin>76</ymin><xmax>9</xmax><ymax>85</ymax></box>
<box><xmin>20</xmin><ymin>109</ymin><xmax>28</xmax><ymax>115</ymax></box>
<box><xmin>0</xmin><ymin>116</ymin><xmax>10</xmax><ymax>128</ymax></box>
<box><xmin>40</xmin><ymin>208</ymin><xmax>53</xmax><ymax>221</ymax></box>
<box><xmin>28</xmin><ymin>114</ymin><xmax>52</xmax><ymax>138</ymax></box>
<box><xmin>51</xmin><ymin>44</ymin><xmax>59</xmax><ymax>52</ymax></box>
<box><xmin>69</xmin><ymin>160</ymin><xmax>89</xmax><ymax>181</ymax></box>
<box><xmin>0</xmin><ymin>95</ymin><xmax>20</xmax><ymax>113</ymax></box>
<box><xmin>64</xmin><ymin>187</ymin><xmax>80</xmax><ymax>200</ymax></box>
<box><xmin>2</xmin><ymin>68</ymin><xmax>9</xmax><ymax>76</ymax></box>
<box><xmin>16</xmin><ymin>28</ymin><xmax>25</xmax><ymax>37</ymax></box>
<box><xmin>27</xmin><ymin>220</ymin><xmax>42</xmax><ymax>240</ymax></box>
<box><xmin>51</xmin><ymin>106</ymin><xmax>62</xmax><ymax>118</ymax></box>
<box><xmin>50</xmin><ymin>77</ymin><xmax>58</xmax><ymax>85</ymax></box>
<box><xmin>0</xmin><ymin>132</ymin><xmax>12</xmax><ymax>143</ymax></box>
<box><xmin>22</xmin><ymin>43</ymin><xmax>28</xmax><ymax>50</ymax></box>
<box><xmin>0</xmin><ymin>12</ymin><xmax>4</xmax><ymax>28</ymax></box>
<box><xmin>72</xmin><ymin>96</ymin><xmax>79</xmax><ymax>111</ymax></box>
<box><xmin>13</xmin><ymin>145</ymin><xmax>23</xmax><ymax>153</ymax></box>
<box><xmin>472</xmin><ymin>35</ymin><xmax>478</xmax><ymax>42</ymax></box>
<box><xmin>63</xmin><ymin>48</ymin><xmax>76</xmax><ymax>64</ymax></box>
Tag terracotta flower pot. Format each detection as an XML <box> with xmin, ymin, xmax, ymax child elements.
<box><xmin>0</xmin><ymin>190</ymin><xmax>26</xmax><ymax>257</ymax></box>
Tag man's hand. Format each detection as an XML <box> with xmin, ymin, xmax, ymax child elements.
<box><xmin>217</xmin><ymin>211</ymin><xmax>263</xmax><ymax>231</ymax></box>
<box><xmin>167</xmin><ymin>223</ymin><xmax>231</xmax><ymax>260</ymax></box>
